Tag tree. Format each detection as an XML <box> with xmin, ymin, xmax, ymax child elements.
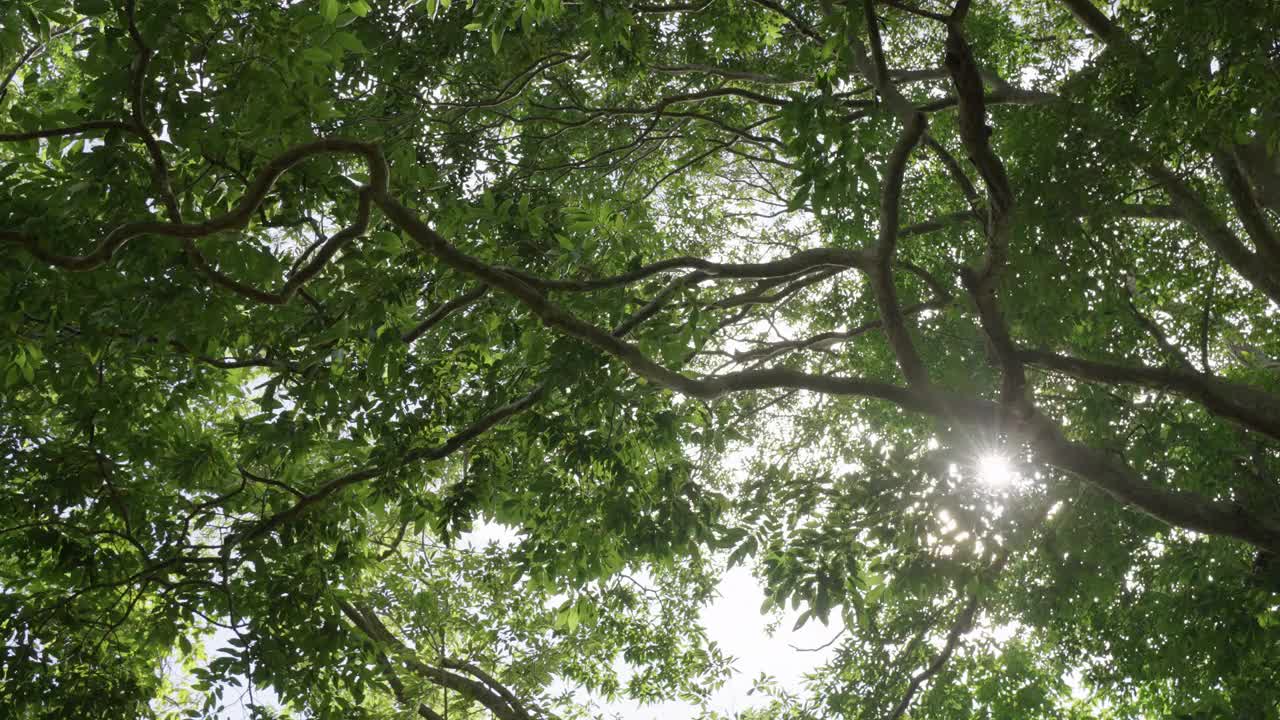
<box><xmin>2</xmin><ymin>0</ymin><xmax>1279</xmax><ymax>717</ymax></box>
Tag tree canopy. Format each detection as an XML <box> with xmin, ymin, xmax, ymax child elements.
<box><xmin>2</xmin><ymin>0</ymin><xmax>1280</xmax><ymax>717</ymax></box>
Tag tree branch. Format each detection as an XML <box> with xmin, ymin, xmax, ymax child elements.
<box><xmin>1146</xmin><ymin>162</ymin><xmax>1280</xmax><ymax>305</ymax></box>
<box><xmin>1214</xmin><ymin>150</ymin><xmax>1280</xmax><ymax>269</ymax></box>
<box><xmin>122</xmin><ymin>0</ymin><xmax>181</xmax><ymax>223</ymax></box>
<box><xmin>1020</xmin><ymin>348</ymin><xmax>1280</xmax><ymax>442</ymax></box>
<box><xmin>870</xmin><ymin>110</ymin><xmax>930</xmax><ymax>386</ymax></box>
<box><xmin>238</xmin><ymin>383</ymin><xmax>546</xmax><ymax>543</ymax></box>
<box><xmin>2</xmin><ymin>138</ymin><xmax>385</xmax><ymax>271</ymax></box>
<box><xmin>185</xmin><ymin>187</ymin><xmax>373</xmax><ymax>305</ymax></box>
<box><xmin>403</xmin><ymin>286</ymin><xmax>490</xmax><ymax>344</ymax></box>
<box><xmin>945</xmin><ymin>21</ymin><xmax>1027</xmax><ymax>408</ymax></box>
<box><xmin>338</xmin><ymin>600</ymin><xmax>536</xmax><ymax>720</ymax></box>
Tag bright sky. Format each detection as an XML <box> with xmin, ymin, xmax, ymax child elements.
<box><xmin>461</xmin><ymin>523</ymin><xmax>841</xmax><ymax>720</ymax></box>
<box><xmin>601</xmin><ymin>563</ymin><xmax>840</xmax><ymax>719</ymax></box>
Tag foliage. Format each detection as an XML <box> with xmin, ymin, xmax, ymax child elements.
<box><xmin>2</xmin><ymin>0</ymin><xmax>1280</xmax><ymax>718</ymax></box>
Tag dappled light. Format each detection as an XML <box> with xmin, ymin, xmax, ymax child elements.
<box><xmin>3</xmin><ymin>0</ymin><xmax>1280</xmax><ymax>718</ymax></box>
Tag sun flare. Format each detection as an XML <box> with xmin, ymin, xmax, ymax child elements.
<box><xmin>976</xmin><ymin>454</ymin><xmax>1016</xmax><ymax>487</ymax></box>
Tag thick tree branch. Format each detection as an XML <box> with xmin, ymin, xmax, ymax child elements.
<box><xmin>945</xmin><ymin>21</ymin><xmax>1027</xmax><ymax>408</ymax></box>
<box><xmin>1056</xmin><ymin>0</ymin><xmax>1125</xmax><ymax>47</ymax></box>
<box><xmin>442</xmin><ymin>658</ymin><xmax>535</xmax><ymax>720</ymax></box>
<box><xmin>870</xmin><ymin>113</ymin><xmax>931</xmax><ymax>386</ymax></box>
<box><xmin>1214</xmin><ymin>150</ymin><xmax>1280</xmax><ymax>269</ymax></box>
<box><xmin>1146</xmin><ymin>162</ymin><xmax>1280</xmax><ymax>305</ymax></box>
<box><xmin>1031</xmin><ymin>414</ymin><xmax>1280</xmax><ymax>553</ymax></box>
<box><xmin>373</xmin><ymin>145</ymin><xmax>1280</xmax><ymax>554</ymax></box>
<box><xmin>1020</xmin><ymin>349</ymin><xmax>1280</xmax><ymax>442</ymax></box>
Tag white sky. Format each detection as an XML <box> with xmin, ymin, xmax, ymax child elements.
<box><xmin>601</xmin><ymin>563</ymin><xmax>839</xmax><ymax>720</ymax></box>
<box><xmin>464</xmin><ymin>523</ymin><xmax>840</xmax><ymax>720</ymax></box>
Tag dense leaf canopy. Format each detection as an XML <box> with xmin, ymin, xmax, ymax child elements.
<box><xmin>3</xmin><ymin>0</ymin><xmax>1280</xmax><ymax>717</ymax></box>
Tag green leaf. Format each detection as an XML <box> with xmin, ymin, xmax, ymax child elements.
<box><xmin>73</xmin><ymin>0</ymin><xmax>111</xmax><ymax>16</ymax></box>
<box><xmin>332</xmin><ymin>31</ymin><xmax>366</xmax><ymax>55</ymax></box>
<box><xmin>301</xmin><ymin>47</ymin><xmax>331</xmax><ymax>64</ymax></box>
<box><xmin>792</xmin><ymin>609</ymin><xmax>812</xmax><ymax>631</ymax></box>
<box><xmin>320</xmin><ymin>0</ymin><xmax>339</xmax><ymax>23</ymax></box>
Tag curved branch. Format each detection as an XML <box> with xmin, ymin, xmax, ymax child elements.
<box><xmin>403</xmin><ymin>285</ymin><xmax>490</xmax><ymax>344</ymax></box>
<box><xmin>632</xmin><ymin>0</ymin><xmax>714</xmax><ymax>13</ymax></box>
<box><xmin>370</xmin><ymin>156</ymin><xmax>1280</xmax><ymax>554</ymax></box>
<box><xmin>239</xmin><ymin>383</ymin><xmax>546</xmax><ymax>543</ymax></box>
<box><xmin>499</xmin><ymin>245</ymin><xmax>869</xmax><ymax>292</ymax></box>
<box><xmin>886</xmin><ymin>532</ymin><xmax>1019</xmax><ymax>718</ymax></box>
<box><xmin>877</xmin><ymin>0</ymin><xmax>948</xmax><ymax>23</ymax></box>
<box><xmin>0</xmin><ymin>20</ymin><xmax>89</xmax><ymax>106</ymax></box>
<box><xmin>2</xmin><ymin>138</ymin><xmax>384</xmax><ymax>271</ymax></box>
<box><xmin>745</xmin><ymin>0</ymin><xmax>825</xmax><ymax>45</ymax></box>
<box><xmin>732</xmin><ymin>265</ymin><xmax>952</xmax><ymax>363</ymax></box>
<box><xmin>869</xmin><ymin>111</ymin><xmax>930</xmax><ymax>386</ymax></box>
<box><xmin>648</xmin><ymin>63</ymin><xmax>806</xmax><ymax>86</ymax></box>
<box><xmin>123</xmin><ymin>0</ymin><xmax>181</xmax><ymax>222</ymax></box>
<box><xmin>434</xmin><ymin>52</ymin><xmax>588</xmax><ymax>111</ymax></box>
<box><xmin>185</xmin><ymin>187</ymin><xmax>373</xmax><ymax>305</ymax></box>
<box><xmin>15</xmin><ymin>137</ymin><xmax>1280</xmax><ymax>558</ymax></box>
<box><xmin>885</xmin><ymin>590</ymin><xmax>980</xmax><ymax>720</ymax></box>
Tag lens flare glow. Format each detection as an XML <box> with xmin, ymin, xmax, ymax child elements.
<box><xmin>976</xmin><ymin>454</ymin><xmax>1016</xmax><ymax>487</ymax></box>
